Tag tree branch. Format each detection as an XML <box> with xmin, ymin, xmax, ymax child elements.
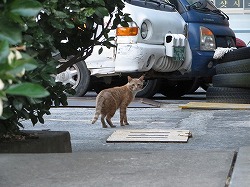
<box><xmin>56</xmin><ymin>46</ymin><xmax>94</xmax><ymax>74</ymax></box>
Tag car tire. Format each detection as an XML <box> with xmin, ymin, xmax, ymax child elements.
<box><xmin>92</xmin><ymin>78</ymin><xmax>160</xmax><ymax>98</ymax></box>
<box><xmin>56</xmin><ymin>61</ymin><xmax>90</xmax><ymax>97</ymax></box>
<box><xmin>74</xmin><ymin>61</ymin><xmax>90</xmax><ymax>96</ymax></box>
<box><xmin>216</xmin><ymin>58</ymin><xmax>250</xmax><ymax>74</ymax></box>
<box><xmin>187</xmin><ymin>78</ymin><xmax>201</xmax><ymax>93</ymax></box>
<box><xmin>136</xmin><ymin>79</ymin><xmax>160</xmax><ymax>98</ymax></box>
<box><xmin>92</xmin><ymin>82</ymin><xmax>110</xmax><ymax>94</ymax></box>
<box><xmin>160</xmin><ymin>79</ymin><xmax>197</xmax><ymax>99</ymax></box>
<box><xmin>200</xmin><ymin>83</ymin><xmax>212</xmax><ymax>91</ymax></box>
<box><xmin>92</xmin><ymin>76</ymin><xmax>128</xmax><ymax>94</ymax></box>
<box><xmin>206</xmin><ymin>86</ymin><xmax>250</xmax><ymax>104</ymax></box>
<box><xmin>212</xmin><ymin>73</ymin><xmax>250</xmax><ymax>88</ymax></box>
<box><xmin>218</xmin><ymin>47</ymin><xmax>250</xmax><ymax>64</ymax></box>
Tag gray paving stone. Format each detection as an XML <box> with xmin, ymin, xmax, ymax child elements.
<box><xmin>230</xmin><ymin>146</ymin><xmax>250</xmax><ymax>187</ymax></box>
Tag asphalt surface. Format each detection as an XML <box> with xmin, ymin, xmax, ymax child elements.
<box><xmin>21</xmin><ymin>90</ymin><xmax>250</xmax><ymax>152</ymax></box>
<box><xmin>1</xmin><ymin>89</ymin><xmax>250</xmax><ymax>187</ymax></box>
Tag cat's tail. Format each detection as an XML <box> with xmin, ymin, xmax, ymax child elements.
<box><xmin>91</xmin><ymin>95</ymin><xmax>104</xmax><ymax>124</ymax></box>
<box><xmin>91</xmin><ymin>111</ymin><xmax>100</xmax><ymax>124</ymax></box>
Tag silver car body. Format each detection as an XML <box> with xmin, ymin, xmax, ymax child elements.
<box><xmin>86</xmin><ymin>1</ymin><xmax>192</xmax><ymax>77</ymax></box>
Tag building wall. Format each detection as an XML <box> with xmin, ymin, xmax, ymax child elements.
<box><xmin>228</xmin><ymin>14</ymin><xmax>250</xmax><ymax>45</ymax></box>
<box><xmin>214</xmin><ymin>0</ymin><xmax>250</xmax><ymax>45</ymax></box>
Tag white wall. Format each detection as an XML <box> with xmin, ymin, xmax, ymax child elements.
<box><xmin>227</xmin><ymin>14</ymin><xmax>250</xmax><ymax>46</ymax></box>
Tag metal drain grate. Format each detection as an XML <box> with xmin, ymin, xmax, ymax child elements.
<box><xmin>106</xmin><ymin>129</ymin><xmax>192</xmax><ymax>143</ymax></box>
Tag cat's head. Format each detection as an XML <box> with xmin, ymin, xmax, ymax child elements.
<box><xmin>127</xmin><ymin>75</ymin><xmax>144</xmax><ymax>93</ymax></box>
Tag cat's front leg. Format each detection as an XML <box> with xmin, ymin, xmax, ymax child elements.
<box><xmin>123</xmin><ymin>114</ymin><xmax>129</xmax><ymax>126</ymax></box>
<box><xmin>120</xmin><ymin>107</ymin><xmax>129</xmax><ymax>126</ymax></box>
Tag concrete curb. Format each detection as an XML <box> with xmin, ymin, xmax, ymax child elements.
<box><xmin>229</xmin><ymin>146</ymin><xmax>250</xmax><ymax>187</ymax></box>
<box><xmin>0</xmin><ymin>130</ymin><xmax>72</xmax><ymax>153</ymax></box>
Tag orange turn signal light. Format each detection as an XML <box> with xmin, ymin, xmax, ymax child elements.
<box><xmin>116</xmin><ymin>27</ymin><xmax>139</xmax><ymax>36</ymax></box>
<box><xmin>200</xmin><ymin>26</ymin><xmax>213</xmax><ymax>36</ymax></box>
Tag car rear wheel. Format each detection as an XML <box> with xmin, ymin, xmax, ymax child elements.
<box><xmin>136</xmin><ymin>79</ymin><xmax>160</xmax><ymax>98</ymax></box>
<box><xmin>160</xmin><ymin>79</ymin><xmax>197</xmax><ymax>99</ymax></box>
<box><xmin>93</xmin><ymin>78</ymin><xmax>160</xmax><ymax>98</ymax></box>
<box><xmin>56</xmin><ymin>61</ymin><xmax>90</xmax><ymax>97</ymax></box>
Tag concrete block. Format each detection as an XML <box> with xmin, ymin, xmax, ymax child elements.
<box><xmin>0</xmin><ymin>130</ymin><xmax>72</xmax><ymax>153</ymax></box>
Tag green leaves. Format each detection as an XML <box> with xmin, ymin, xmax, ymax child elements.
<box><xmin>0</xmin><ymin>0</ymin><xmax>131</xmax><ymax>135</ymax></box>
<box><xmin>0</xmin><ymin>19</ymin><xmax>22</xmax><ymax>45</ymax></box>
<box><xmin>6</xmin><ymin>83</ymin><xmax>50</xmax><ymax>98</ymax></box>
<box><xmin>10</xmin><ymin>0</ymin><xmax>42</xmax><ymax>17</ymax></box>
<box><xmin>88</xmin><ymin>0</ymin><xmax>105</xmax><ymax>6</ymax></box>
<box><xmin>0</xmin><ymin>41</ymin><xmax>9</xmax><ymax>64</ymax></box>
<box><xmin>53</xmin><ymin>10</ymin><xmax>69</xmax><ymax>19</ymax></box>
<box><xmin>0</xmin><ymin>0</ymin><xmax>41</xmax><ymax>45</ymax></box>
<box><xmin>95</xmin><ymin>7</ymin><xmax>109</xmax><ymax>18</ymax></box>
<box><xmin>64</xmin><ymin>20</ymin><xmax>75</xmax><ymax>29</ymax></box>
<box><xmin>0</xmin><ymin>0</ymin><xmax>41</xmax><ymax>46</ymax></box>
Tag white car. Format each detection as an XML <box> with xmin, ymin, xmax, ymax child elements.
<box><xmin>56</xmin><ymin>0</ymin><xmax>192</xmax><ymax>97</ymax></box>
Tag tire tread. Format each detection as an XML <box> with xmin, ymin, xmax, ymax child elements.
<box><xmin>216</xmin><ymin>58</ymin><xmax>250</xmax><ymax>74</ymax></box>
<box><xmin>218</xmin><ymin>47</ymin><xmax>250</xmax><ymax>64</ymax></box>
<box><xmin>206</xmin><ymin>87</ymin><xmax>250</xmax><ymax>104</ymax></box>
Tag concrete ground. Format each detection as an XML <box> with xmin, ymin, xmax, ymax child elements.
<box><xmin>0</xmin><ymin>151</ymin><xmax>234</xmax><ymax>187</ymax></box>
<box><xmin>1</xmin><ymin>90</ymin><xmax>250</xmax><ymax>187</ymax></box>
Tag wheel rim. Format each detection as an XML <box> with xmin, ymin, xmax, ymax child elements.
<box><xmin>55</xmin><ymin>64</ymin><xmax>81</xmax><ymax>89</ymax></box>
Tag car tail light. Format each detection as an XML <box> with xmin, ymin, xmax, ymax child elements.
<box><xmin>200</xmin><ymin>26</ymin><xmax>216</xmax><ymax>51</ymax></box>
<box><xmin>236</xmin><ymin>38</ymin><xmax>247</xmax><ymax>48</ymax></box>
<box><xmin>116</xmin><ymin>27</ymin><xmax>138</xmax><ymax>36</ymax></box>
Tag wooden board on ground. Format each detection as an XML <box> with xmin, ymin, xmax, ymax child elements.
<box><xmin>179</xmin><ymin>102</ymin><xmax>250</xmax><ymax>110</ymax></box>
<box><xmin>106</xmin><ymin>129</ymin><xmax>192</xmax><ymax>143</ymax></box>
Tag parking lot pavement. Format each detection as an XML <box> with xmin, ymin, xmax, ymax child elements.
<box><xmin>3</xmin><ymin>89</ymin><xmax>250</xmax><ymax>186</ymax></box>
<box><xmin>21</xmin><ymin>98</ymin><xmax>250</xmax><ymax>152</ymax></box>
<box><xmin>0</xmin><ymin>150</ymin><xmax>234</xmax><ymax>187</ymax></box>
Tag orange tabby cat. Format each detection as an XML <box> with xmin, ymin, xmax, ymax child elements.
<box><xmin>92</xmin><ymin>75</ymin><xmax>144</xmax><ymax>128</ymax></box>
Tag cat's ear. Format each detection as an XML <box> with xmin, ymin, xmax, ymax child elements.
<box><xmin>128</xmin><ymin>76</ymin><xmax>132</xmax><ymax>82</ymax></box>
<box><xmin>139</xmin><ymin>75</ymin><xmax>145</xmax><ymax>81</ymax></box>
